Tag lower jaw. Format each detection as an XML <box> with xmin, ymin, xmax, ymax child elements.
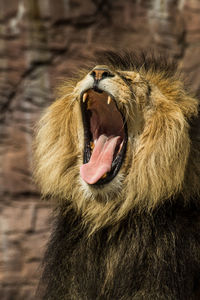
<box><xmin>83</xmin><ymin>134</ymin><xmax>128</xmax><ymax>186</ymax></box>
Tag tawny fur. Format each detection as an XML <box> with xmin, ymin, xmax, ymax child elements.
<box><xmin>34</xmin><ymin>53</ymin><xmax>199</xmax><ymax>234</ymax></box>
<box><xmin>34</xmin><ymin>52</ymin><xmax>200</xmax><ymax>299</ymax></box>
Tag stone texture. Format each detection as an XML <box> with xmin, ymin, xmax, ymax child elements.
<box><xmin>0</xmin><ymin>0</ymin><xmax>200</xmax><ymax>299</ymax></box>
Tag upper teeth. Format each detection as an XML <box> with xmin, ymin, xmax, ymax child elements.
<box><xmin>102</xmin><ymin>173</ymin><xmax>107</xmax><ymax>178</ymax></box>
<box><xmin>107</xmin><ymin>96</ymin><xmax>111</xmax><ymax>104</ymax></box>
<box><xmin>83</xmin><ymin>92</ymin><xmax>112</xmax><ymax>105</ymax></box>
<box><xmin>83</xmin><ymin>93</ymin><xmax>88</xmax><ymax>103</ymax></box>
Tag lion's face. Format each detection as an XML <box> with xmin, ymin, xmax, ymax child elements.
<box><xmin>34</xmin><ymin>52</ymin><xmax>199</xmax><ymax>231</ymax></box>
<box><xmin>74</xmin><ymin>65</ymin><xmax>148</xmax><ymax>187</ymax></box>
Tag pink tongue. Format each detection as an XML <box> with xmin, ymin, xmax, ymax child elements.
<box><xmin>80</xmin><ymin>134</ymin><xmax>120</xmax><ymax>184</ymax></box>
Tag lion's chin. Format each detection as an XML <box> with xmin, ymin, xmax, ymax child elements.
<box><xmin>79</xmin><ymin>170</ymin><xmax>125</xmax><ymax>200</ymax></box>
<box><xmin>80</xmin><ymin>88</ymin><xmax>128</xmax><ymax>186</ymax></box>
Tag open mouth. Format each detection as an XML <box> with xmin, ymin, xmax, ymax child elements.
<box><xmin>80</xmin><ymin>88</ymin><xmax>128</xmax><ymax>185</ymax></box>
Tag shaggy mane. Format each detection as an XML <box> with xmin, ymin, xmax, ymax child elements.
<box><xmin>34</xmin><ymin>51</ymin><xmax>200</xmax><ymax>234</ymax></box>
<box><xmin>34</xmin><ymin>51</ymin><xmax>200</xmax><ymax>300</ymax></box>
<box><xmin>96</xmin><ymin>50</ymin><xmax>177</xmax><ymax>77</ymax></box>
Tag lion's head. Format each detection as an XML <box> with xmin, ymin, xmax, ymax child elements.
<box><xmin>34</xmin><ymin>52</ymin><xmax>200</xmax><ymax>233</ymax></box>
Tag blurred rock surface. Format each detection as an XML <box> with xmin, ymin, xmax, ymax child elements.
<box><xmin>0</xmin><ymin>0</ymin><xmax>200</xmax><ymax>299</ymax></box>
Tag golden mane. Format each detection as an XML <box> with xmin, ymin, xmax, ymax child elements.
<box><xmin>34</xmin><ymin>53</ymin><xmax>200</xmax><ymax>234</ymax></box>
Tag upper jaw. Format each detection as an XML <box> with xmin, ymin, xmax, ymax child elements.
<box><xmin>80</xmin><ymin>88</ymin><xmax>115</xmax><ymax>107</ymax></box>
<box><xmin>77</xmin><ymin>66</ymin><xmax>117</xmax><ymax>100</ymax></box>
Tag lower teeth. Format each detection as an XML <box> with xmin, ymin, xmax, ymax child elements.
<box><xmin>102</xmin><ymin>173</ymin><xmax>107</xmax><ymax>178</ymax></box>
<box><xmin>90</xmin><ymin>141</ymin><xmax>94</xmax><ymax>150</ymax></box>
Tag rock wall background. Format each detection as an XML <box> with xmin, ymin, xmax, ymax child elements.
<box><xmin>0</xmin><ymin>0</ymin><xmax>199</xmax><ymax>299</ymax></box>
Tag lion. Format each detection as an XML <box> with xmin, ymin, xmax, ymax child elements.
<box><xmin>34</xmin><ymin>52</ymin><xmax>200</xmax><ymax>299</ymax></box>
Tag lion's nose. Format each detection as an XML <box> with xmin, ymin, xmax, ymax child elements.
<box><xmin>90</xmin><ymin>68</ymin><xmax>114</xmax><ymax>81</ymax></box>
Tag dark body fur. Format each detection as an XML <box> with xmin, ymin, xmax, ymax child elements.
<box><xmin>38</xmin><ymin>198</ymin><xmax>200</xmax><ymax>300</ymax></box>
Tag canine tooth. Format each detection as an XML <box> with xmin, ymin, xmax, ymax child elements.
<box><xmin>107</xmin><ymin>96</ymin><xmax>112</xmax><ymax>105</ymax></box>
<box><xmin>90</xmin><ymin>141</ymin><xmax>94</xmax><ymax>150</ymax></box>
<box><xmin>83</xmin><ymin>93</ymin><xmax>88</xmax><ymax>103</ymax></box>
<box><xmin>102</xmin><ymin>173</ymin><xmax>107</xmax><ymax>178</ymax></box>
<box><xmin>118</xmin><ymin>141</ymin><xmax>124</xmax><ymax>154</ymax></box>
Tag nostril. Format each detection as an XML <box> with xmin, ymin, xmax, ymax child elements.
<box><xmin>102</xmin><ymin>71</ymin><xmax>109</xmax><ymax>79</ymax></box>
<box><xmin>90</xmin><ymin>69</ymin><xmax>114</xmax><ymax>81</ymax></box>
<box><xmin>90</xmin><ymin>71</ymin><xmax>96</xmax><ymax>78</ymax></box>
